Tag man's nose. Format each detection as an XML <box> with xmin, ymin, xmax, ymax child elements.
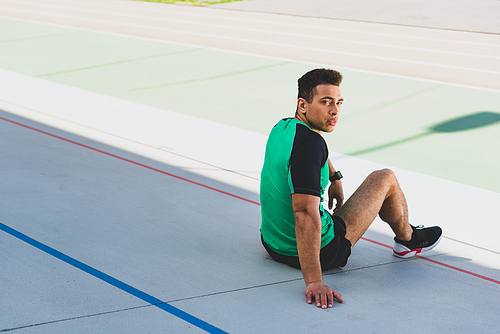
<box><xmin>330</xmin><ymin>107</ymin><xmax>339</xmax><ymax>115</ymax></box>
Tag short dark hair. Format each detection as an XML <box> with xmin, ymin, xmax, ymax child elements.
<box><xmin>298</xmin><ymin>68</ymin><xmax>343</xmax><ymax>103</ymax></box>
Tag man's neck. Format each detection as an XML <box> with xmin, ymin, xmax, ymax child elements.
<box><xmin>294</xmin><ymin>114</ymin><xmax>322</xmax><ymax>135</ymax></box>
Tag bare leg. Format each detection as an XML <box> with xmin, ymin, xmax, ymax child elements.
<box><xmin>336</xmin><ymin>169</ymin><xmax>413</xmax><ymax>247</ymax></box>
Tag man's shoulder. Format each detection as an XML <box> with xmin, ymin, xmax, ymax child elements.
<box><xmin>272</xmin><ymin>117</ymin><xmax>297</xmax><ymax>131</ymax></box>
<box><xmin>293</xmin><ymin>123</ymin><xmax>327</xmax><ymax>151</ymax></box>
<box><xmin>295</xmin><ymin>123</ymin><xmax>323</xmax><ymax>140</ymax></box>
<box><xmin>273</xmin><ymin>118</ymin><xmax>323</xmax><ymax>139</ymax></box>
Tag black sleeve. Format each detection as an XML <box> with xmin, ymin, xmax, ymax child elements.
<box><xmin>289</xmin><ymin>125</ymin><xmax>328</xmax><ymax>197</ymax></box>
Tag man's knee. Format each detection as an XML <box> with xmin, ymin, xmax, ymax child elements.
<box><xmin>370</xmin><ymin>168</ymin><xmax>395</xmax><ymax>178</ymax></box>
<box><xmin>368</xmin><ymin>168</ymin><xmax>397</xmax><ymax>185</ymax></box>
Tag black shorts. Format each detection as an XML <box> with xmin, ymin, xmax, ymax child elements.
<box><xmin>261</xmin><ymin>215</ymin><xmax>352</xmax><ymax>271</ymax></box>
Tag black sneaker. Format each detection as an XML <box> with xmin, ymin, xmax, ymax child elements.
<box><xmin>393</xmin><ymin>225</ymin><xmax>442</xmax><ymax>258</ymax></box>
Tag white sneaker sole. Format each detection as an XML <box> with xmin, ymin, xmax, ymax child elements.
<box><xmin>393</xmin><ymin>234</ymin><xmax>443</xmax><ymax>258</ymax></box>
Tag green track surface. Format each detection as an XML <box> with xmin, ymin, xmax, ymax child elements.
<box><xmin>1</xmin><ymin>18</ymin><xmax>499</xmax><ymax>192</ymax></box>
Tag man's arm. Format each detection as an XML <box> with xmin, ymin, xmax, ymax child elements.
<box><xmin>327</xmin><ymin>159</ymin><xmax>344</xmax><ymax>214</ymax></box>
<box><xmin>292</xmin><ymin>193</ymin><xmax>344</xmax><ymax>308</ymax></box>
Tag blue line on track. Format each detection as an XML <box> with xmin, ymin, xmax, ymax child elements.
<box><xmin>0</xmin><ymin>221</ymin><xmax>228</xmax><ymax>334</ymax></box>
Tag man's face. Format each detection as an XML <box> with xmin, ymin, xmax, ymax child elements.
<box><xmin>297</xmin><ymin>84</ymin><xmax>343</xmax><ymax>134</ymax></box>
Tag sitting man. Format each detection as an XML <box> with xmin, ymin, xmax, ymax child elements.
<box><xmin>260</xmin><ymin>68</ymin><xmax>442</xmax><ymax>309</ymax></box>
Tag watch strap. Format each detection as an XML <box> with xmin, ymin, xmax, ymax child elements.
<box><xmin>329</xmin><ymin>171</ymin><xmax>343</xmax><ymax>182</ymax></box>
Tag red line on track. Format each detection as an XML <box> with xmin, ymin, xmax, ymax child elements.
<box><xmin>3</xmin><ymin>116</ymin><xmax>499</xmax><ymax>286</ymax></box>
<box><xmin>361</xmin><ymin>237</ymin><xmax>500</xmax><ymax>285</ymax></box>
<box><xmin>418</xmin><ymin>257</ymin><xmax>500</xmax><ymax>284</ymax></box>
<box><xmin>360</xmin><ymin>237</ymin><xmax>392</xmax><ymax>250</ymax></box>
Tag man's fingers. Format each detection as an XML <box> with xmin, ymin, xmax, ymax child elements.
<box><xmin>315</xmin><ymin>292</ymin><xmax>335</xmax><ymax>309</ymax></box>
<box><xmin>333</xmin><ymin>290</ymin><xmax>344</xmax><ymax>303</ymax></box>
<box><xmin>325</xmin><ymin>290</ymin><xmax>333</xmax><ymax>308</ymax></box>
<box><xmin>306</xmin><ymin>291</ymin><xmax>313</xmax><ymax>304</ymax></box>
<box><xmin>333</xmin><ymin>203</ymin><xmax>342</xmax><ymax>215</ymax></box>
<box><xmin>306</xmin><ymin>284</ymin><xmax>341</xmax><ymax>308</ymax></box>
<box><xmin>319</xmin><ymin>290</ymin><xmax>342</xmax><ymax>307</ymax></box>
<box><xmin>338</xmin><ymin>198</ymin><xmax>344</xmax><ymax>208</ymax></box>
<box><xmin>315</xmin><ymin>293</ymin><xmax>323</xmax><ymax>308</ymax></box>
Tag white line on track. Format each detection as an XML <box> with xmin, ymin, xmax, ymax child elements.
<box><xmin>1</xmin><ymin>0</ymin><xmax>499</xmax><ymax>89</ymax></box>
<box><xmin>2</xmin><ymin>14</ymin><xmax>500</xmax><ymax>94</ymax></box>
<box><xmin>1</xmin><ymin>6</ymin><xmax>499</xmax><ymax>75</ymax></box>
<box><xmin>3</xmin><ymin>2</ymin><xmax>498</xmax><ymax>59</ymax></box>
<box><xmin>4</xmin><ymin>0</ymin><xmax>499</xmax><ymax>48</ymax></box>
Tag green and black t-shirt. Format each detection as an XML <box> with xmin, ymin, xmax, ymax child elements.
<box><xmin>260</xmin><ymin>118</ymin><xmax>335</xmax><ymax>256</ymax></box>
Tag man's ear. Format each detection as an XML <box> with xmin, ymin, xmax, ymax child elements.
<box><xmin>297</xmin><ymin>98</ymin><xmax>307</xmax><ymax>114</ymax></box>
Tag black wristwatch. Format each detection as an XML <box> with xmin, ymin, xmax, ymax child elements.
<box><xmin>329</xmin><ymin>171</ymin><xmax>343</xmax><ymax>182</ymax></box>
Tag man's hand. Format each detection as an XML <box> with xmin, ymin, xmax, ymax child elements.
<box><xmin>306</xmin><ymin>282</ymin><xmax>343</xmax><ymax>308</ymax></box>
<box><xmin>328</xmin><ymin>180</ymin><xmax>344</xmax><ymax>214</ymax></box>
<box><xmin>292</xmin><ymin>192</ymin><xmax>344</xmax><ymax>309</ymax></box>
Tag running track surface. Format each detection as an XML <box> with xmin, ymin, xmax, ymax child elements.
<box><xmin>1</xmin><ymin>0</ymin><xmax>499</xmax><ymax>333</ymax></box>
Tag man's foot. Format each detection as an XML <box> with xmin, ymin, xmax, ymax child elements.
<box><xmin>393</xmin><ymin>225</ymin><xmax>442</xmax><ymax>258</ymax></box>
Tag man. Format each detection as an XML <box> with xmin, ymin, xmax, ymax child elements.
<box><xmin>260</xmin><ymin>68</ymin><xmax>442</xmax><ymax>309</ymax></box>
